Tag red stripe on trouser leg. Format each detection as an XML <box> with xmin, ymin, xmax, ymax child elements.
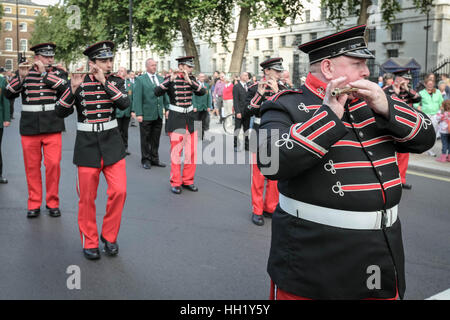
<box><xmin>251</xmin><ymin>153</ymin><xmax>279</xmax><ymax>215</ymax></box>
<box><xmin>21</xmin><ymin>135</ymin><xmax>43</xmax><ymax>210</ymax></box>
<box><xmin>270</xmin><ymin>280</ymin><xmax>310</xmax><ymax>300</ymax></box>
<box><xmin>169</xmin><ymin>128</ymin><xmax>197</xmax><ymax>187</ymax></box>
<box><xmin>101</xmin><ymin>158</ymin><xmax>127</xmax><ymax>243</ymax></box>
<box><xmin>42</xmin><ymin>133</ymin><xmax>62</xmax><ymax>208</ymax></box>
<box><xmin>396</xmin><ymin>152</ymin><xmax>409</xmax><ymax>184</ymax></box>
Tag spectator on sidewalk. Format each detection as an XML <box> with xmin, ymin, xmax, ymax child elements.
<box><xmin>212</xmin><ymin>72</ymin><xmax>225</xmax><ymax>121</ymax></box>
<box><xmin>193</xmin><ymin>73</ymin><xmax>212</xmax><ymax>140</ymax></box>
<box><xmin>281</xmin><ymin>70</ymin><xmax>294</xmax><ymax>89</ymax></box>
<box><xmin>438</xmin><ymin>80</ymin><xmax>449</xmax><ymax>100</ymax></box>
<box><xmin>116</xmin><ymin>67</ymin><xmax>132</xmax><ymax>155</ymax></box>
<box><xmin>222</xmin><ymin>75</ymin><xmax>234</xmax><ymax>120</ymax></box>
<box><xmin>436</xmin><ymin>99</ymin><xmax>450</xmax><ymax>162</ymax></box>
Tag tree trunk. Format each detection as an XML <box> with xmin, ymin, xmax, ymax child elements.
<box><xmin>358</xmin><ymin>0</ymin><xmax>371</xmax><ymax>42</ymax></box>
<box><xmin>228</xmin><ymin>5</ymin><xmax>251</xmax><ymax>76</ymax></box>
<box><xmin>178</xmin><ymin>18</ymin><xmax>200</xmax><ymax>72</ymax></box>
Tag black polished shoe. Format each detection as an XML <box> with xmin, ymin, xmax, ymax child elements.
<box><xmin>252</xmin><ymin>213</ymin><xmax>264</xmax><ymax>226</ymax></box>
<box><xmin>263</xmin><ymin>211</ymin><xmax>273</xmax><ymax>218</ymax></box>
<box><xmin>402</xmin><ymin>183</ymin><xmax>412</xmax><ymax>190</ymax></box>
<box><xmin>0</xmin><ymin>176</ymin><xmax>8</xmax><ymax>184</ymax></box>
<box><xmin>100</xmin><ymin>235</ymin><xmax>119</xmax><ymax>256</ymax></box>
<box><xmin>83</xmin><ymin>248</ymin><xmax>101</xmax><ymax>260</ymax></box>
<box><xmin>142</xmin><ymin>161</ymin><xmax>151</xmax><ymax>169</ymax></box>
<box><xmin>182</xmin><ymin>184</ymin><xmax>198</xmax><ymax>192</ymax></box>
<box><xmin>46</xmin><ymin>205</ymin><xmax>61</xmax><ymax>217</ymax></box>
<box><xmin>151</xmin><ymin>161</ymin><xmax>166</xmax><ymax>167</ymax></box>
<box><xmin>171</xmin><ymin>186</ymin><xmax>182</xmax><ymax>194</ymax></box>
<box><xmin>27</xmin><ymin>208</ymin><xmax>41</xmax><ymax>218</ymax></box>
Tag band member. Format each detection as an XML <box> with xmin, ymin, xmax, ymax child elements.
<box><xmin>244</xmin><ymin>57</ymin><xmax>287</xmax><ymax>226</ymax></box>
<box><xmin>115</xmin><ymin>66</ymin><xmax>132</xmax><ymax>155</ymax></box>
<box><xmin>383</xmin><ymin>69</ymin><xmax>421</xmax><ymax>190</ymax></box>
<box><xmin>258</xmin><ymin>25</ymin><xmax>435</xmax><ymax>299</ymax></box>
<box><xmin>5</xmin><ymin>43</ymin><xmax>68</xmax><ymax>218</ymax></box>
<box><xmin>154</xmin><ymin>56</ymin><xmax>206</xmax><ymax>194</ymax></box>
<box><xmin>55</xmin><ymin>41</ymin><xmax>129</xmax><ymax>260</ymax></box>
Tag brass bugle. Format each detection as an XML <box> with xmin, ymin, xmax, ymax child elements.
<box><xmin>331</xmin><ymin>87</ymin><xmax>359</xmax><ymax>96</ymax></box>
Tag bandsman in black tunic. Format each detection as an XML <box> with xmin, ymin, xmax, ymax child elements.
<box><xmin>154</xmin><ymin>56</ymin><xmax>206</xmax><ymax>194</ymax></box>
<box><xmin>258</xmin><ymin>25</ymin><xmax>435</xmax><ymax>299</ymax></box>
<box><xmin>5</xmin><ymin>43</ymin><xmax>68</xmax><ymax>218</ymax></box>
<box><xmin>55</xmin><ymin>41</ymin><xmax>129</xmax><ymax>260</ymax></box>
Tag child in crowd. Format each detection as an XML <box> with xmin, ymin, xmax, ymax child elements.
<box><xmin>436</xmin><ymin>100</ymin><xmax>450</xmax><ymax>162</ymax></box>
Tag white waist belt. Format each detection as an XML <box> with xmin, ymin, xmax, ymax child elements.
<box><xmin>279</xmin><ymin>193</ymin><xmax>398</xmax><ymax>230</ymax></box>
<box><xmin>169</xmin><ymin>104</ymin><xmax>193</xmax><ymax>113</ymax></box>
<box><xmin>22</xmin><ymin>104</ymin><xmax>55</xmax><ymax>112</ymax></box>
<box><xmin>253</xmin><ymin>117</ymin><xmax>261</xmax><ymax>124</ymax></box>
<box><xmin>77</xmin><ymin>119</ymin><xmax>118</xmax><ymax>132</ymax></box>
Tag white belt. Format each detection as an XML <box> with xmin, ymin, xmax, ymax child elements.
<box><xmin>77</xmin><ymin>119</ymin><xmax>118</xmax><ymax>132</ymax></box>
<box><xmin>169</xmin><ymin>104</ymin><xmax>193</xmax><ymax>113</ymax></box>
<box><xmin>253</xmin><ymin>117</ymin><xmax>261</xmax><ymax>125</ymax></box>
<box><xmin>279</xmin><ymin>193</ymin><xmax>398</xmax><ymax>230</ymax></box>
<box><xmin>22</xmin><ymin>104</ymin><xmax>55</xmax><ymax>112</ymax></box>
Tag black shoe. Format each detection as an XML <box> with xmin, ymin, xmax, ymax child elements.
<box><xmin>46</xmin><ymin>205</ymin><xmax>61</xmax><ymax>217</ymax></box>
<box><xmin>27</xmin><ymin>208</ymin><xmax>41</xmax><ymax>218</ymax></box>
<box><xmin>100</xmin><ymin>235</ymin><xmax>119</xmax><ymax>256</ymax></box>
<box><xmin>0</xmin><ymin>176</ymin><xmax>8</xmax><ymax>184</ymax></box>
<box><xmin>171</xmin><ymin>186</ymin><xmax>182</xmax><ymax>194</ymax></box>
<box><xmin>402</xmin><ymin>183</ymin><xmax>412</xmax><ymax>190</ymax></box>
<box><xmin>263</xmin><ymin>211</ymin><xmax>273</xmax><ymax>218</ymax></box>
<box><xmin>83</xmin><ymin>248</ymin><xmax>101</xmax><ymax>260</ymax></box>
<box><xmin>151</xmin><ymin>161</ymin><xmax>166</xmax><ymax>167</ymax></box>
<box><xmin>142</xmin><ymin>162</ymin><xmax>151</xmax><ymax>169</ymax></box>
<box><xmin>182</xmin><ymin>184</ymin><xmax>198</xmax><ymax>192</ymax></box>
<box><xmin>252</xmin><ymin>213</ymin><xmax>264</xmax><ymax>226</ymax></box>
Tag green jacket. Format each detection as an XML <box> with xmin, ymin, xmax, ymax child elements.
<box><xmin>192</xmin><ymin>82</ymin><xmax>212</xmax><ymax>111</ymax></box>
<box><xmin>0</xmin><ymin>76</ymin><xmax>11</xmax><ymax>128</ymax></box>
<box><xmin>413</xmin><ymin>89</ymin><xmax>444</xmax><ymax>116</ymax></box>
<box><xmin>116</xmin><ymin>78</ymin><xmax>134</xmax><ymax>118</ymax></box>
<box><xmin>132</xmin><ymin>73</ymin><xmax>169</xmax><ymax>120</ymax></box>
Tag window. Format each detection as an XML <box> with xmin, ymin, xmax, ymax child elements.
<box><xmin>280</xmin><ymin>35</ymin><xmax>286</xmax><ymax>47</ymax></box>
<box><xmin>211</xmin><ymin>43</ymin><xmax>217</xmax><ymax>54</ymax></box>
<box><xmin>253</xmin><ymin>56</ymin><xmax>259</xmax><ymax>76</ymax></box>
<box><xmin>19</xmin><ymin>8</ymin><xmax>26</xmax><ymax>15</ymax></box>
<box><xmin>305</xmin><ymin>10</ymin><xmax>310</xmax><ymax>22</ymax></box>
<box><xmin>34</xmin><ymin>10</ymin><xmax>41</xmax><ymax>16</ymax></box>
<box><xmin>221</xmin><ymin>58</ymin><xmax>225</xmax><ymax>71</ymax></box>
<box><xmin>293</xmin><ymin>34</ymin><xmax>302</xmax><ymax>46</ymax></box>
<box><xmin>255</xmin><ymin>39</ymin><xmax>259</xmax><ymax>51</ymax></box>
<box><xmin>19</xmin><ymin>22</ymin><xmax>27</xmax><ymax>32</ymax></box>
<box><xmin>387</xmin><ymin>49</ymin><xmax>398</xmax><ymax>58</ymax></box>
<box><xmin>368</xmin><ymin>28</ymin><xmax>376</xmax><ymax>42</ymax></box>
<box><xmin>5</xmin><ymin>21</ymin><xmax>12</xmax><ymax>31</ymax></box>
<box><xmin>245</xmin><ymin>40</ymin><xmax>248</xmax><ymax>52</ymax></box>
<box><xmin>367</xmin><ymin>51</ymin><xmax>376</xmax><ymax>75</ymax></box>
<box><xmin>391</xmin><ymin>23</ymin><xmax>402</xmax><ymax>41</ymax></box>
<box><xmin>310</xmin><ymin>33</ymin><xmax>317</xmax><ymax>41</ymax></box>
<box><xmin>4</xmin><ymin>7</ymin><xmax>12</xmax><ymax>14</ymax></box>
<box><xmin>20</xmin><ymin>39</ymin><xmax>27</xmax><ymax>52</ymax></box>
<box><xmin>5</xmin><ymin>59</ymin><xmax>13</xmax><ymax>71</ymax></box>
<box><xmin>267</xmin><ymin>37</ymin><xmax>273</xmax><ymax>50</ymax></box>
<box><xmin>212</xmin><ymin>58</ymin><xmax>217</xmax><ymax>72</ymax></box>
<box><xmin>321</xmin><ymin>7</ymin><xmax>327</xmax><ymax>20</ymax></box>
<box><xmin>5</xmin><ymin>38</ymin><xmax>13</xmax><ymax>51</ymax></box>
<box><xmin>241</xmin><ymin>57</ymin><xmax>247</xmax><ymax>72</ymax></box>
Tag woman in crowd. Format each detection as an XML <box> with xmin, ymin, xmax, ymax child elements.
<box><xmin>436</xmin><ymin>99</ymin><xmax>450</xmax><ymax>162</ymax></box>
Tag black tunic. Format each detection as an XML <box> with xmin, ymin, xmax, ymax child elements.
<box><xmin>154</xmin><ymin>74</ymin><xmax>205</xmax><ymax>133</ymax></box>
<box><xmin>55</xmin><ymin>74</ymin><xmax>130</xmax><ymax>168</ymax></box>
<box><xmin>258</xmin><ymin>72</ymin><xmax>436</xmax><ymax>299</ymax></box>
<box><xmin>5</xmin><ymin>67</ymin><xmax>68</xmax><ymax>135</ymax></box>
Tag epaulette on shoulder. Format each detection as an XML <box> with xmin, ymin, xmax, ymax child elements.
<box><xmin>269</xmin><ymin>89</ymin><xmax>303</xmax><ymax>102</ymax></box>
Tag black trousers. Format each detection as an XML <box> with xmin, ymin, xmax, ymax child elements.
<box><xmin>139</xmin><ymin>117</ymin><xmax>163</xmax><ymax>164</ymax></box>
<box><xmin>9</xmin><ymin>99</ymin><xmax>15</xmax><ymax>118</ymax></box>
<box><xmin>234</xmin><ymin>116</ymin><xmax>250</xmax><ymax>148</ymax></box>
<box><xmin>195</xmin><ymin>110</ymin><xmax>210</xmax><ymax>139</ymax></box>
<box><xmin>0</xmin><ymin>128</ymin><xmax>3</xmax><ymax>175</ymax></box>
<box><xmin>117</xmin><ymin>117</ymin><xmax>130</xmax><ymax>149</ymax></box>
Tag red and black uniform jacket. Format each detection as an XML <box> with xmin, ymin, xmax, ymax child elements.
<box><xmin>258</xmin><ymin>73</ymin><xmax>436</xmax><ymax>299</ymax></box>
<box><xmin>55</xmin><ymin>74</ymin><xmax>130</xmax><ymax>168</ymax></box>
<box><xmin>154</xmin><ymin>74</ymin><xmax>206</xmax><ymax>133</ymax></box>
<box><xmin>5</xmin><ymin>67</ymin><xmax>68</xmax><ymax>135</ymax></box>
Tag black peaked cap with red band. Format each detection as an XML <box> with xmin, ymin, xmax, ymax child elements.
<box><xmin>176</xmin><ymin>56</ymin><xmax>195</xmax><ymax>67</ymax></box>
<box><xmin>83</xmin><ymin>41</ymin><xmax>115</xmax><ymax>60</ymax></box>
<box><xmin>30</xmin><ymin>42</ymin><xmax>56</xmax><ymax>57</ymax></box>
<box><xmin>260</xmin><ymin>57</ymin><xmax>284</xmax><ymax>71</ymax></box>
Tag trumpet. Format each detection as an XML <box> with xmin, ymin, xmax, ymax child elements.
<box><xmin>331</xmin><ymin>87</ymin><xmax>359</xmax><ymax>97</ymax></box>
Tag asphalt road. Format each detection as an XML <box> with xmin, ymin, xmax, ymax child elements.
<box><xmin>0</xmin><ymin>105</ymin><xmax>449</xmax><ymax>300</ymax></box>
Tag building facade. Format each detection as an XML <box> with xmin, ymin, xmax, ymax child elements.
<box><xmin>0</xmin><ymin>0</ymin><xmax>46</xmax><ymax>71</ymax></box>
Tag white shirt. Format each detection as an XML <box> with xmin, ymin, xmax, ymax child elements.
<box><xmin>147</xmin><ymin>73</ymin><xmax>159</xmax><ymax>86</ymax></box>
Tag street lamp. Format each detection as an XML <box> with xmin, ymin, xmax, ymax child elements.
<box><xmin>129</xmin><ymin>0</ymin><xmax>133</xmax><ymax>71</ymax></box>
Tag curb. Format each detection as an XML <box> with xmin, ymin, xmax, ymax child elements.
<box><xmin>407</xmin><ymin>162</ymin><xmax>450</xmax><ymax>178</ymax></box>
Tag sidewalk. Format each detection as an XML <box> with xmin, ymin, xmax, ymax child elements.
<box><xmin>207</xmin><ymin>114</ymin><xmax>450</xmax><ymax>178</ymax></box>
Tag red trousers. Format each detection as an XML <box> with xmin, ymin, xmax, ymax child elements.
<box><xmin>77</xmin><ymin>158</ymin><xmax>127</xmax><ymax>249</ymax></box>
<box><xmin>21</xmin><ymin>133</ymin><xmax>62</xmax><ymax>210</ymax></box>
<box><xmin>169</xmin><ymin>129</ymin><xmax>197</xmax><ymax>187</ymax></box>
<box><xmin>396</xmin><ymin>152</ymin><xmax>409</xmax><ymax>184</ymax></box>
<box><xmin>251</xmin><ymin>153</ymin><xmax>279</xmax><ymax>215</ymax></box>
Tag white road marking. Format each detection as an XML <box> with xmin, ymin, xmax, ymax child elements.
<box><xmin>407</xmin><ymin>170</ymin><xmax>450</xmax><ymax>183</ymax></box>
<box><xmin>426</xmin><ymin>288</ymin><xmax>450</xmax><ymax>300</ymax></box>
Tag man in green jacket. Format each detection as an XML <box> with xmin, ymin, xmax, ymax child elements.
<box><xmin>0</xmin><ymin>75</ymin><xmax>11</xmax><ymax>183</ymax></box>
<box><xmin>132</xmin><ymin>58</ymin><xmax>169</xmax><ymax>169</ymax></box>
<box><xmin>115</xmin><ymin>67</ymin><xmax>132</xmax><ymax>155</ymax></box>
<box><xmin>192</xmin><ymin>73</ymin><xmax>212</xmax><ymax>140</ymax></box>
